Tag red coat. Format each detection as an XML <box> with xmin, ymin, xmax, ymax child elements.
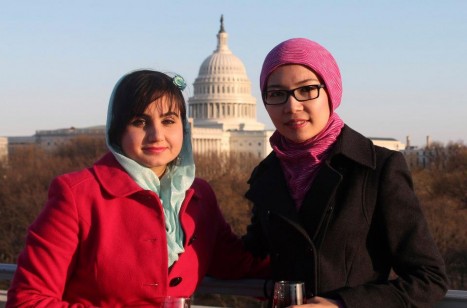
<box><xmin>7</xmin><ymin>153</ymin><xmax>269</xmax><ymax>307</ymax></box>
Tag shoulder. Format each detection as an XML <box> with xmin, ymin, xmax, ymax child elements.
<box><xmin>334</xmin><ymin>125</ymin><xmax>404</xmax><ymax>170</ymax></box>
<box><xmin>52</xmin><ymin>167</ymin><xmax>95</xmax><ymax>190</ymax></box>
<box><xmin>191</xmin><ymin>177</ymin><xmax>211</xmax><ymax>190</ymax></box>
<box><xmin>191</xmin><ymin>177</ymin><xmax>216</xmax><ymax>199</ymax></box>
<box><xmin>247</xmin><ymin>151</ymin><xmax>279</xmax><ymax>185</ymax></box>
<box><xmin>50</xmin><ymin>153</ymin><xmax>118</xmax><ymax>192</ymax></box>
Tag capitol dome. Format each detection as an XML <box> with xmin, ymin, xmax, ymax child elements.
<box><xmin>198</xmin><ymin>34</ymin><xmax>247</xmax><ymax>77</ymax></box>
<box><xmin>188</xmin><ymin>16</ymin><xmax>264</xmax><ymax>131</ymax></box>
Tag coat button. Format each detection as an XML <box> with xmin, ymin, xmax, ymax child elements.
<box><xmin>169</xmin><ymin>277</ymin><xmax>182</xmax><ymax>287</ymax></box>
<box><xmin>188</xmin><ymin>235</ymin><xmax>197</xmax><ymax>245</ymax></box>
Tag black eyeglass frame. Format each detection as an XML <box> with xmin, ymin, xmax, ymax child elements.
<box><xmin>262</xmin><ymin>84</ymin><xmax>326</xmax><ymax>105</ymax></box>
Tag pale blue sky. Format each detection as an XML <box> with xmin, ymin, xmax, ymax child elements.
<box><xmin>1</xmin><ymin>0</ymin><xmax>466</xmax><ymax>147</ymax></box>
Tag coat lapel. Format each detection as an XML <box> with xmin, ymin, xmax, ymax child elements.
<box><xmin>93</xmin><ymin>152</ymin><xmax>145</xmax><ymax>198</ymax></box>
<box><xmin>245</xmin><ymin>154</ymin><xmax>300</xmax><ymax>223</ymax></box>
<box><xmin>299</xmin><ymin>162</ymin><xmax>342</xmax><ymax>243</ymax></box>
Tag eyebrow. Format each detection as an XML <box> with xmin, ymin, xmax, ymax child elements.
<box><xmin>267</xmin><ymin>78</ymin><xmax>321</xmax><ymax>89</ymax></box>
<box><xmin>160</xmin><ymin>111</ymin><xmax>180</xmax><ymax>117</ymax></box>
<box><xmin>135</xmin><ymin>110</ymin><xmax>180</xmax><ymax>118</ymax></box>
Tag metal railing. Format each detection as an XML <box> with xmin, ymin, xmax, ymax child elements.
<box><xmin>0</xmin><ymin>264</ymin><xmax>16</xmax><ymax>281</ymax></box>
<box><xmin>1</xmin><ymin>263</ymin><xmax>466</xmax><ymax>307</ymax></box>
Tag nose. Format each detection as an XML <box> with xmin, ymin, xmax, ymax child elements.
<box><xmin>146</xmin><ymin>122</ymin><xmax>164</xmax><ymax>143</ymax></box>
<box><xmin>283</xmin><ymin>93</ymin><xmax>303</xmax><ymax>113</ymax></box>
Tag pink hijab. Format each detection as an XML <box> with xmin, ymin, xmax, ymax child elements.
<box><xmin>260</xmin><ymin>38</ymin><xmax>345</xmax><ymax>208</ymax></box>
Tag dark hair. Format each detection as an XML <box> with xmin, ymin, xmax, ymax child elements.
<box><xmin>108</xmin><ymin>70</ymin><xmax>187</xmax><ymax>148</ymax></box>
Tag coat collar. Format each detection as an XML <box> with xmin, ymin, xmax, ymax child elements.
<box><xmin>331</xmin><ymin>125</ymin><xmax>376</xmax><ymax>170</ymax></box>
<box><xmin>92</xmin><ymin>152</ymin><xmax>200</xmax><ymax>199</ymax></box>
<box><xmin>92</xmin><ymin>152</ymin><xmax>147</xmax><ymax>198</ymax></box>
<box><xmin>246</xmin><ymin>125</ymin><xmax>376</xmax><ymax>200</ymax></box>
<box><xmin>245</xmin><ymin>125</ymin><xmax>377</xmax><ymax>240</ymax></box>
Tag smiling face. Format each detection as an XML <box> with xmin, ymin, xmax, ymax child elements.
<box><xmin>265</xmin><ymin>64</ymin><xmax>331</xmax><ymax>143</ymax></box>
<box><xmin>120</xmin><ymin>96</ymin><xmax>183</xmax><ymax>177</ymax></box>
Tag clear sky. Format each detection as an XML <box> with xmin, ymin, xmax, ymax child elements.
<box><xmin>1</xmin><ymin>0</ymin><xmax>466</xmax><ymax>147</ymax></box>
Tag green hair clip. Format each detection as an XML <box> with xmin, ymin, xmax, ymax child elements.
<box><xmin>172</xmin><ymin>75</ymin><xmax>186</xmax><ymax>91</ymax></box>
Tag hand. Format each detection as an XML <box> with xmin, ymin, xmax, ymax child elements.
<box><xmin>288</xmin><ymin>296</ymin><xmax>340</xmax><ymax>307</ymax></box>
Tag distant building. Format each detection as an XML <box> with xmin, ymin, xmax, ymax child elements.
<box><xmin>402</xmin><ymin>136</ymin><xmax>435</xmax><ymax>169</ymax></box>
<box><xmin>369</xmin><ymin>137</ymin><xmax>405</xmax><ymax>151</ymax></box>
<box><xmin>4</xmin><ymin>135</ymin><xmax>36</xmax><ymax>157</ymax></box>
<box><xmin>188</xmin><ymin>16</ymin><xmax>273</xmax><ymax>158</ymax></box>
<box><xmin>0</xmin><ymin>137</ymin><xmax>8</xmax><ymax>163</ymax></box>
<box><xmin>34</xmin><ymin>126</ymin><xmax>104</xmax><ymax>151</ymax></box>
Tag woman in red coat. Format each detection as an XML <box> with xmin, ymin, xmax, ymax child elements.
<box><xmin>7</xmin><ymin>70</ymin><xmax>268</xmax><ymax>307</ymax></box>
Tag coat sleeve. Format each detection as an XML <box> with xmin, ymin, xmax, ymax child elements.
<box><xmin>335</xmin><ymin>151</ymin><xmax>448</xmax><ymax>307</ymax></box>
<box><xmin>241</xmin><ymin>203</ymin><xmax>270</xmax><ymax>259</ymax></box>
<box><xmin>198</xmin><ymin>180</ymin><xmax>270</xmax><ymax>280</ymax></box>
<box><xmin>7</xmin><ymin>176</ymin><xmax>94</xmax><ymax>308</ymax></box>
<box><xmin>241</xmin><ymin>163</ymin><xmax>271</xmax><ymax>259</ymax></box>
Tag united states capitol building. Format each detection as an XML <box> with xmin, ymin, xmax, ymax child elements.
<box><xmin>1</xmin><ymin>17</ymin><xmax>406</xmax><ymax>163</ymax></box>
<box><xmin>187</xmin><ymin>17</ymin><xmax>272</xmax><ymax>157</ymax></box>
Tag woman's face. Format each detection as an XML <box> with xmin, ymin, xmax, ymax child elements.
<box><xmin>121</xmin><ymin>96</ymin><xmax>183</xmax><ymax>177</ymax></box>
<box><xmin>265</xmin><ymin>64</ymin><xmax>330</xmax><ymax>143</ymax></box>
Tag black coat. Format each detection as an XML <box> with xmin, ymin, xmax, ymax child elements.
<box><xmin>242</xmin><ymin>125</ymin><xmax>448</xmax><ymax>307</ymax></box>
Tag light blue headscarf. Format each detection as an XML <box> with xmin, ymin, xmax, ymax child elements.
<box><xmin>105</xmin><ymin>72</ymin><xmax>195</xmax><ymax>267</ymax></box>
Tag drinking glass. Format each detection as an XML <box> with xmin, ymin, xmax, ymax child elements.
<box><xmin>272</xmin><ymin>281</ymin><xmax>306</xmax><ymax>307</ymax></box>
<box><xmin>155</xmin><ymin>296</ymin><xmax>191</xmax><ymax>308</ymax></box>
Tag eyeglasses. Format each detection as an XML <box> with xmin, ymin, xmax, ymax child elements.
<box><xmin>262</xmin><ymin>84</ymin><xmax>325</xmax><ymax>105</ymax></box>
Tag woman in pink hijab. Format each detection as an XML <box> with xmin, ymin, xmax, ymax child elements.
<box><xmin>242</xmin><ymin>38</ymin><xmax>448</xmax><ymax>307</ymax></box>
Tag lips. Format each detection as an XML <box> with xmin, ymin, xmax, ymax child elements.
<box><xmin>142</xmin><ymin>146</ymin><xmax>167</xmax><ymax>154</ymax></box>
<box><xmin>285</xmin><ymin>119</ymin><xmax>309</xmax><ymax>128</ymax></box>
